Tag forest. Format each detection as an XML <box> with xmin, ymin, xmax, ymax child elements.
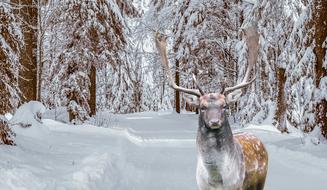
<box><xmin>0</xmin><ymin>0</ymin><xmax>327</xmax><ymax>190</ymax></box>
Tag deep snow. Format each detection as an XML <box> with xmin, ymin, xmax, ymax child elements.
<box><xmin>1</xmin><ymin>111</ymin><xmax>327</xmax><ymax>190</ymax></box>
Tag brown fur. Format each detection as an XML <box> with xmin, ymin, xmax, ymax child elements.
<box><xmin>234</xmin><ymin>133</ymin><xmax>268</xmax><ymax>190</ymax></box>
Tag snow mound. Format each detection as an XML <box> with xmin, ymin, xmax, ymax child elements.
<box><xmin>0</xmin><ymin>167</ymin><xmax>48</xmax><ymax>190</ymax></box>
<box><xmin>9</xmin><ymin>101</ymin><xmax>49</xmax><ymax>139</ymax></box>
<box><xmin>10</xmin><ymin>101</ymin><xmax>46</xmax><ymax>126</ymax></box>
<box><xmin>71</xmin><ymin>153</ymin><xmax>118</xmax><ymax>190</ymax></box>
<box><xmin>4</xmin><ymin>113</ymin><xmax>13</xmax><ymax>121</ymax></box>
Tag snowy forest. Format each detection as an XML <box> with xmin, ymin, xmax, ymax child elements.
<box><xmin>0</xmin><ymin>0</ymin><xmax>327</xmax><ymax>189</ymax></box>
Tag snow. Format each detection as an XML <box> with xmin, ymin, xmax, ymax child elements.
<box><xmin>1</xmin><ymin>111</ymin><xmax>327</xmax><ymax>190</ymax></box>
<box><xmin>10</xmin><ymin>101</ymin><xmax>46</xmax><ymax>125</ymax></box>
<box><xmin>4</xmin><ymin>113</ymin><xmax>13</xmax><ymax>121</ymax></box>
<box><xmin>243</xmin><ymin>0</ymin><xmax>257</xmax><ymax>5</ymax></box>
<box><xmin>8</xmin><ymin>101</ymin><xmax>49</xmax><ymax>139</ymax></box>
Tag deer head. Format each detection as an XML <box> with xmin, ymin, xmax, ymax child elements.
<box><xmin>155</xmin><ymin>25</ymin><xmax>259</xmax><ymax>129</ymax></box>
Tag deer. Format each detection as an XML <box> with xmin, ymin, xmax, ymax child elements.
<box><xmin>155</xmin><ymin>25</ymin><xmax>268</xmax><ymax>190</ymax></box>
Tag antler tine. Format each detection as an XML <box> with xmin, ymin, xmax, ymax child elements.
<box><xmin>220</xmin><ymin>78</ymin><xmax>227</xmax><ymax>94</ymax></box>
<box><xmin>192</xmin><ymin>74</ymin><xmax>205</xmax><ymax>95</ymax></box>
<box><xmin>155</xmin><ymin>32</ymin><xmax>202</xmax><ymax>97</ymax></box>
<box><xmin>223</xmin><ymin>24</ymin><xmax>259</xmax><ymax>94</ymax></box>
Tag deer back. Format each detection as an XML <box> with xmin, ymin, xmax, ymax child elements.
<box><xmin>234</xmin><ymin>133</ymin><xmax>268</xmax><ymax>190</ymax></box>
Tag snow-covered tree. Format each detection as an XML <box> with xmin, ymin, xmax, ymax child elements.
<box><xmin>148</xmin><ymin>0</ymin><xmax>240</xmax><ymax>113</ymax></box>
<box><xmin>142</xmin><ymin>0</ymin><xmax>327</xmax><ymax>139</ymax></box>
<box><xmin>42</xmin><ymin>0</ymin><xmax>137</xmax><ymax>122</ymax></box>
<box><xmin>8</xmin><ymin>0</ymin><xmax>324</xmax><ymax>139</ymax></box>
<box><xmin>0</xmin><ymin>1</ymin><xmax>23</xmax><ymax>114</ymax></box>
<box><xmin>313</xmin><ymin>0</ymin><xmax>327</xmax><ymax>138</ymax></box>
<box><xmin>0</xmin><ymin>1</ymin><xmax>24</xmax><ymax>145</ymax></box>
<box><xmin>9</xmin><ymin>0</ymin><xmax>38</xmax><ymax>102</ymax></box>
<box><xmin>0</xmin><ymin>117</ymin><xmax>15</xmax><ymax>145</ymax></box>
<box><xmin>97</xmin><ymin>0</ymin><xmax>174</xmax><ymax>113</ymax></box>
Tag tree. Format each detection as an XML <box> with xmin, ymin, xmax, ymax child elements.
<box><xmin>42</xmin><ymin>0</ymin><xmax>137</xmax><ymax>122</ymax></box>
<box><xmin>0</xmin><ymin>118</ymin><xmax>15</xmax><ymax>145</ymax></box>
<box><xmin>172</xmin><ymin>0</ymin><xmax>239</xmax><ymax>113</ymax></box>
<box><xmin>0</xmin><ymin>1</ymin><xmax>23</xmax><ymax>145</ymax></box>
<box><xmin>11</xmin><ymin>0</ymin><xmax>38</xmax><ymax>102</ymax></box>
<box><xmin>313</xmin><ymin>0</ymin><xmax>327</xmax><ymax>137</ymax></box>
<box><xmin>0</xmin><ymin>4</ymin><xmax>20</xmax><ymax>114</ymax></box>
<box><xmin>0</xmin><ymin>1</ymin><xmax>23</xmax><ymax>114</ymax></box>
<box><xmin>274</xmin><ymin>67</ymin><xmax>287</xmax><ymax>132</ymax></box>
<box><xmin>147</xmin><ymin>0</ymin><xmax>180</xmax><ymax>112</ymax></box>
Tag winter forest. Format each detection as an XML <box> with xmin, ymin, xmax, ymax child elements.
<box><xmin>1</xmin><ymin>0</ymin><xmax>327</xmax><ymax>189</ymax></box>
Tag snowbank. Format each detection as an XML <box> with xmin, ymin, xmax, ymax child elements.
<box><xmin>9</xmin><ymin>101</ymin><xmax>50</xmax><ymax>140</ymax></box>
<box><xmin>71</xmin><ymin>153</ymin><xmax>117</xmax><ymax>189</ymax></box>
<box><xmin>1</xmin><ymin>111</ymin><xmax>327</xmax><ymax>190</ymax></box>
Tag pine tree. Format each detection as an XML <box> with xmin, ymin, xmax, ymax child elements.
<box><xmin>0</xmin><ymin>1</ymin><xmax>22</xmax><ymax>145</ymax></box>
<box><xmin>0</xmin><ymin>118</ymin><xmax>15</xmax><ymax>145</ymax></box>
<box><xmin>11</xmin><ymin>0</ymin><xmax>38</xmax><ymax>103</ymax></box>
<box><xmin>42</xmin><ymin>0</ymin><xmax>137</xmax><ymax>122</ymax></box>
<box><xmin>172</xmin><ymin>0</ymin><xmax>239</xmax><ymax>111</ymax></box>
<box><xmin>313</xmin><ymin>0</ymin><xmax>327</xmax><ymax>137</ymax></box>
<box><xmin>148</xmin><ymin>0</ymin><xmax>180</xmax><ymax>113</ymax></box>
<box><xmin>275</xmin><ymin>67</ymin><xmax>287</xmax><ymax>132</ymax></box>
<box><xmin>0</xmin><ymin>1</ymin><xmax>23</xmax><ymax>114</ymax></box>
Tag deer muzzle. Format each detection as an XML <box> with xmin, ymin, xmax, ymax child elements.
<box><xmin>208</xmin><ymin>119</ymin><xmax>221</xmax><ymax>129</ymax></box>
<box><xmin>206</xmin><ymin>109</ymin><xmax>223</xmax><ymax>129</ymax></box>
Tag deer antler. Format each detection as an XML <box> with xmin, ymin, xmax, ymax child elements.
<box><xmin>155</xmin><ymin>33</ymin><xmax>203</xmax><ymax>97</ymax></box>
<box><xmin>192</xmin><ymin>74</ymin><xmax>205</xmax><ymax>95</ymax></box>
<box><xmin>224</xmin><ymin>24</ymin><xmax>259</xmax><ymax>96</ymax></box>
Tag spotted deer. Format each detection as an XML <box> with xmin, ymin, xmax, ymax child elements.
<box><xmin>155</xmin><ymin>25</ymin><xmax>268</xmax><ymax>190</ymax></box>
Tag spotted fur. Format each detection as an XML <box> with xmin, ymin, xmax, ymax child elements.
<box><xmin>234</xmin><ymin>133</ymin><xmax>268</xmax><ymax>190</ymax></box>
<box><xmin>196</xmin><ymin>130</ymin><xmax>268</xmax><ymax>190</ymax></box>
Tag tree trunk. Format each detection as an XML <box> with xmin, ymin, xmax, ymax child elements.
<box><xmin>36</xmin><ymin>0</ymin><xmax>42</xmax><ymax>101</ymax></box>
<box><xmin>0</xmin><ymin>8</ymin><xmax>17</xmax><ymax>113</ymax></box>
<box><xmin>175</xmin><ymin>59</ymin><xmax>180</xmax><ymax>113</ymax></box>
<box><xmin>12</xmin><ymin>0</ymin><xmax>38</xmax><ymax>103</ymax></box>
<box><xmin>89</xmin><ymin>65</ymin><xmax>96</xmax><ymax>117</ymax></box>
<box><xmin>274</xmin><ymin>67</ymin><xmax>288</xmax><ymax>132</ymax></box>
<box><xmin>68</xmin><ymin>91</ymin><xmax>77</xmax><ymax>122</ymax></box>
<box><xmin>0</xmin><ymin>119</ymin><xmax>15</xmax><ymax>145</ymax></box>
<box><xmin>313</xmin><ymin>0</ymin><xmax>327</xmax><ymax>138</ymax></box>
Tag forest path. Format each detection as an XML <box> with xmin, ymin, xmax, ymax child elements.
<box><xmin>1</xmin><ymin>112</ymin><xmax>327</xmax><ymax>190</ymax></box>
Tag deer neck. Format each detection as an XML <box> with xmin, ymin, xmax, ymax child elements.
<box><xmin>197</xmin><ymin>114</ymin><xmax>235</xmax><ymax>154</ymax></box>
<box><xmin>196</xmin><ymin>114</ymin><xmax>244</xmax><ymax>188</ymax></box>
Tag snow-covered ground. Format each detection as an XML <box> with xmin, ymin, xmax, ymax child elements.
<box><xmin>1</xmin><ymin>111</ymin><xmax>327</xmax><ymax>190</ymax></box>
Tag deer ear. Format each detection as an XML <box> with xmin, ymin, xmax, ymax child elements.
<box><xmin>225</xmin><ymin>89</ymin><xmax>242</xmax><ymax>104</ymax></box>
<box><xmin>185</xmin><ymin>96</ymin><xmax>200</xmax><ymax>108</ymax></box>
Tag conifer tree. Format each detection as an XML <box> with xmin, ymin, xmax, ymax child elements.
<box><xmin>0</xmin><ymin>1</ymin><xmax>23</xmax><ymax>145</ymax></box>
<box><xmin>11</xmin><ymin>0</ymin><xmax>38</xmax><ymax>102</ymax></box>
<box><xmin>313</xmin><ymin>0</ymin><xmax>327</xmax><ymax>137</ymax></box>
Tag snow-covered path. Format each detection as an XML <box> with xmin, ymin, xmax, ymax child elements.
<box><xmin>1</xmin><ymin>112</ymin><xmax>327</xmax><ymax>190</ymax></box>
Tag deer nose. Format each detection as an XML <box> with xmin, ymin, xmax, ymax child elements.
<box><xmin>209</xmin><ymin>119</ymin><xmax>221</xmax><ymax>127</ymax></box>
